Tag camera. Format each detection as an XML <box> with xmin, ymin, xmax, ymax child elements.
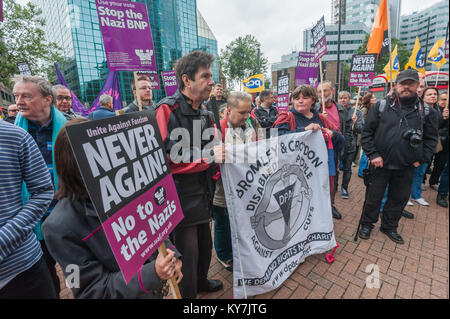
<box><xmin>402</xmin><ymin>129</ymin><xmax>423</xmax><ymax>148</ymax></box>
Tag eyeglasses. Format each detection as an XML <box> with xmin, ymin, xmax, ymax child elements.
<box><xmin>57</xmin><ymin>95</ymin><xmax>72</xmax><ymax>101</ymax></box>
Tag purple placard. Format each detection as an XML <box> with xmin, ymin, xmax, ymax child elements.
<box><xmin>136</xmin><ymin>71</ymin><xmax>161</xmax><ymax>90</ymax></box>
<box><xmin>96</xmin><ymin>0</ymin><xmax>157</xmax><ymax>72</ymax></box>
<box><xmin>295</xmin><ymin>52</ymin><xmax>319</xmax><ymax>88</ymax></box>
<box><xmin>348</xmin><ymin>72</ymin><xmax>376</xmax><ymax>87</ymax></box>
<box><xmin>102</xmin><ymin>175</ymin><xmax>183</xmax><ymax>283</ymax></box>
<box><xmin>312</xmin><ymin>16</ymin><xmax>327</xmax><ymax>62</ymax></box>
<box><xmin>277</xmin><ymin>94</ymin><xmax>289</xmax><ymax>111</ymax></box>
<box><xmin>314</xmin><ymin>38</ymin><xmax>327</xmax><ymax>62</ymax></box>
<box><xmin>348</xmin><ymin>54</ymin><xmax>377</xmax><ymax>87</ymax></box>
<box><xmin>161</xmin><ymin>71</ymin><xmax>178</xmax><ymax>97</ymax></box>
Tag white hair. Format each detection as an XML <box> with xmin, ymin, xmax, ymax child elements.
<box><xmin>99</xmin><ymin>94</ymin><xmax>113</xmax><ymax>106</ymax></box>
<box><xmin>227</xmin><ymin>91</ymin><xmax>252</xmax><ymax>109</ymax></box>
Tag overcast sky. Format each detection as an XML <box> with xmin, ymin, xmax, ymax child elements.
<box><xmin>17</xmin><ymin>0</ymin><xmax>445</xmax><ymax>65</ymax></box>
<box><xmin>197</xmin><ymin>0</ymin><xmax>444</xmax><ymax>65</ymax></box>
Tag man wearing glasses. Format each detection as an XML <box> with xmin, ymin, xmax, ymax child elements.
<box><xmin>5</xmin><ymin>104</ymin><xmax>19</xmax><ymax>124</ymax></box>
<box><xmin>123</xmin><ymin>75</ymin><xmax>156</xmax><ymax>113</ymax></box>
<box><xmin>52</xmin><ymin>85</ymin><xmax>80</xmax><ymax>121</ymax></box>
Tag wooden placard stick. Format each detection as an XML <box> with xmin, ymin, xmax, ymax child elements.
<box><xmin>352</xmin><ymin>87</ymin><xmax>362</xmax><ymax>130</ymax></box>
<box><xmin>134</xmin><ymin>71</ymin><xmax>143</xmax><ymax>112</ymax></box>
<box><xmin>319</xmin><ymin>58</ymin><xmax>327</xmax><ymax>116</ymax></box>
<box><xmin>158</xmin><ymin>242</ymin><xmax>182</xmax><ymax>299</ymax></box>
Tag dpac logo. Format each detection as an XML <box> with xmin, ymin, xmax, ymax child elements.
<box><xmin>250</xmin><ymin>164</ymin><xmax>312</xmax><ymax>250</ymax></box>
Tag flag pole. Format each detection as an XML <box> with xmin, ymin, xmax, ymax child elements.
<box><xmin>386</xmin><ymin>0</ymin><xmax>393</xmax><ymax>90</ymax></box>
<box><xmin>319</xmin><ymin>58</ymin><xmax>327</xmax><ymax>116</ymax></box>
<box><xmin>352</xmin><ymin>87</ymin><xmax>362</xmax><ymax>130</ymax></box>
<box><xmin>435</xmin><ymin>69</ymin><xmax>440</xmax><ymax>88</ymax></box>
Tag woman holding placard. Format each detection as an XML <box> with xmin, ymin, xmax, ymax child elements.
<box><xmin>42</xmin><ymin>118</ymin><xmax>183</xmax><ymax>299</ymax></box>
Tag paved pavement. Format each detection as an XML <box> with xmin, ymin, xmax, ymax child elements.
<box><xmin>57</xmin><ymin>167</ymin><xmax>449</xmax><ymax>299</ymax></box>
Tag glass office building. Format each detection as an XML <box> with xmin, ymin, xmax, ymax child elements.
<box><xmin>400</xmin><ymin>0</ymin><xmax>449</xmax><ymax>72</ymax></box>
<box><xmin>33</xmin><ymin>0</ymin><xmax>219</xmax><ymax>106</ymax></box>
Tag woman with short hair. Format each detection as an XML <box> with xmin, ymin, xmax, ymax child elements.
<box><xmin>273</xmin><ymin>85</ymin><xmax>344</xmax><ymax>219</ymax></box>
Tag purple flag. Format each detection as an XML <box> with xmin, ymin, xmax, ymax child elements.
<box><xmin>0</xmin><ymin>0</ymin><xmax>3</xmax><ymax>22</ymax></box>
<box><xmin>161</xmin><ymin>71</ymin><xmax>178</xmax><ymax>97</ymax></box>
<box><xmin>90</xmin><ymin>71</ymin><xmax>123</xmax><ymax>113</ymax></box>
<box><xmin>96</xmin><ymin>0</ymin><xmax>157</xmax><ymax>72</ymax></box>
<box><xmin>54</xmin><ymin>63</ymin><xmax>89</xmax><ymax>116</ymax></box>
<box><xmin>295</xmin><ymin>52</ymin><xmax>319</xmax><ymax>88</ymax></box>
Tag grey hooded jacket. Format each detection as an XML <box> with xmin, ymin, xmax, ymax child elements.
<box><xmin>42</xmin><ymin>197</ymin><xmax>180</xmax><ymax>299</ymax></box>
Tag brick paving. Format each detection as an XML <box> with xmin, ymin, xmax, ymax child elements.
<box><xmin>57</xmin><ymin>167</ymin><xmax>449</xmax><ymax>299</ymax></box>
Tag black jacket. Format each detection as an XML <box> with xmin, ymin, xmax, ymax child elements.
<box><xmin>362</xmin><ymin>94</ymin><xmax>439</xmax><ymax>170</ymax></box>
<box><xmin>343</xmin><ymin>107</ymin><xmax>364</xmax><ymax>154</ymax></box>
<box><xmin>436</xmin><ymin>105</ymin><xmax>449</xmax><ymax>142</ymax></box>
<box><xmin>155</xmin><ymin>90</ymin><xmax>216</xmax><ymax>228</ymax></box>
<box><xmin>43</xmin><ymin>198</ymin><xmax>180</xmax><ymax>299</ymax></box>
<box><xmin>251</xmin><ymin>105</ymin><xmax>279</xmax><ymax>138</ymax></box>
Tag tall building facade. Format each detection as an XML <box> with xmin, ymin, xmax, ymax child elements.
<box><xmin>345</xmin><ymin>0</ymin><xmax>401</xmax><ymax>39</ymax></box>
<box><xmin>34</xmin><ymin>0</ymin><xmax>219</xmax><ymax>106</ymax></box>
<box><xmin>399</xmin><ymin>0</ymin><xmax>449</xmax><ymax>72</ymax></box>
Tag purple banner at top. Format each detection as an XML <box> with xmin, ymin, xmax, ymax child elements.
<box><xmin>295</xmin><ymin>52</ymin><xmax>319</xmax><ymax>88</ymax></box>
<box><xmin>90</xmin><ymin>71</ymin><xmax>123</xmax><ymax>113</ymax></box>
<box><xmin>55</xmin><ymin>63</ymin><xmax>89</xmax><ymax>116</ymax></box>
<box><xmin>161</xmin><ymin>71</ymin><xmax>178</xmax><ymax>97</ymax></box>
<box><xmin>96</xmin><ymin>0</ymin><xmax>157</xmax><ymax>72</ymax></box>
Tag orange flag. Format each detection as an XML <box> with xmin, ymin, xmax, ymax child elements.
<box><xmin>366</xmin><ymin>0</ymin><xmax>390</xmax><ymax>57</ymax></box>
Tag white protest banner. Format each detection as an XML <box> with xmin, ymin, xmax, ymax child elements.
<box><xmin>222</xmin><ymin>131</ymin><xmax>336</xmax><ymax>299</ymax></box>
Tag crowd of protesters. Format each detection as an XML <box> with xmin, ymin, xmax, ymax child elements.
<box><xmin>0</xmin><ymin>50</ymin><xmax>448</xmax><ymax>300</ymax></box>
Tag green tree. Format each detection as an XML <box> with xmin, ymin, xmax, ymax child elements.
<box><xmin>219</xmin><ymin>35</ymin><xmax>268</xmax><ymax>90</ymax></box>
<box><xmin>355</xmin><ymin>35</ymin><xmax>410</xmax><ymax>75</ymax></box>
<box><xmin>0</xmin><ymin>0</ymin><xmax>63</xmax><ymax>88</ymax></box>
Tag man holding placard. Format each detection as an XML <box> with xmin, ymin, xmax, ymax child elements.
<box><xmin>155</xmin><ymin>51</ymin><xmax>223</xmax><ymax>299</ymax></box>
<box><xmin>337</xmin><ymin>91</ymin><xmax>364</xmax><ymax>199</ymax></box>
<box><xmin>123</xmin><ymin>76</ymin><xmax>156</xmax><ymax>113</ymax></box>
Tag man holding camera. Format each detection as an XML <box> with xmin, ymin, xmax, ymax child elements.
<box><xmin>358</xmin><ymin>69</ymin><xmax>438</xmax><ymax>244</ymax></box>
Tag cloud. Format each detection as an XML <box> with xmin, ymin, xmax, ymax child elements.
<box><xmin>197</xmin><ymin>0</ymin><xmax>444</xmax><ymax>65</ymax></box>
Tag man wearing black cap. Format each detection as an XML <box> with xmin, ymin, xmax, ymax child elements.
<box><xmin>358</xmin><ymin>69</ymin><xmax>438</xmax><ymax>244</ymax></box>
